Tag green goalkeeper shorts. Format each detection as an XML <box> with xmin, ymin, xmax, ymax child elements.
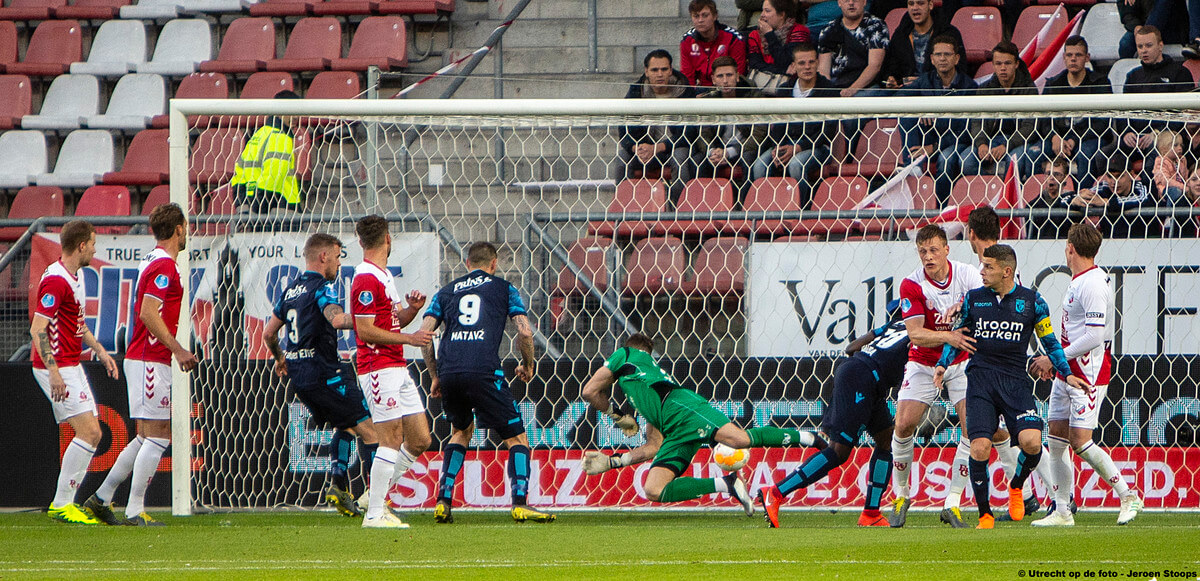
<box><xmin>650</xmin><ymin>390</ymin><xmax>732</xmax><ymax>475</ymax></box>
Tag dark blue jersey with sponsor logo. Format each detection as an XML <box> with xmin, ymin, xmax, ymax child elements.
<box><xmin>852</xmin><ymin>320</ymin><xmax>910</xmax><ymax>388</ymax></box>
<box><xmin>938</xmin><ymin>284</ymin><xmax>1073</xmax><ymax>380</ymax></box>
<box><xmin>425</xmin><ymin>269</ymin><xmax>527</xmax><ymax>376</ymax></box>
<box><xmin>273</xmin><ymin>271</ymin><xmax>342</xmax><ymax>389</ymax></box>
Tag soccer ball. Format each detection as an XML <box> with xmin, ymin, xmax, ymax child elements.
<box><xmin>711</xmin><ymin>443</ymin><xmax>750</xmax><ymax>472</ymax></box>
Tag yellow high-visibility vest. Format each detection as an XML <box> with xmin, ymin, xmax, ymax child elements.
<box><xmin>230</xmin><ymin>124</ymin><xmax>299</xmax><ymax>205</ymax></box>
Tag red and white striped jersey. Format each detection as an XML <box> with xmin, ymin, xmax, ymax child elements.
<box><xmin>899</xmin><ymin>260</ymin><xmax>983</xmax><ymax>366</ymax></box>
<box><xmin>351</xmin><ymin>260</ymin><xmax>407</xmax><ymax>373</ymax></box>
<box><xmin>32</xmin><ymin>260</ymin><xmax>86</xmax><ymax>370</ymax></box>
<box><xmin>1058</xmin><ymin>266</ymin><xmax>1113</xmax><ymax>386</ymax></box>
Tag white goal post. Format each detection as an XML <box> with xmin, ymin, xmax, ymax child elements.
<box><xmin>167</xmin><ymin>94</ymin><xmax>1200</xmax><ymax>516</ymax></box>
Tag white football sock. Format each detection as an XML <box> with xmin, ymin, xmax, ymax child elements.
<box><xmin>891</xmin><ymin>433</ymin><xmax>914</xmax><ymax>498</ymax></box>
<box><xmin>53</xmin><ymin>438</ymin><xmax>96</xmax><ymax>507</ymax></box>
<box><xmin>390</xmin><ymin>444</ymin><xmax>418</xmax><ymax>485</ymax></box>
<box><xmin>713</xmin><ymin>477</ymin><xmax>729</xmax><ymax>494</ymax></box>
<box><xmin>367</xmin><ymin>447</ymin><xmax>398</xmax><ymax>519</ymax></box>
<box><xmin>944</xmin><ymin>438</ymin><xmax>971</xmax><ymax>509</ymax></box>
<box><xmin>1048</xmin><ymin>435</ymin><xmax>1072</xmax><ymax>513</ymax></box>
<box><xmin>1077</xmin><ymin>441</ymin><xmax>1132</xmax><ymax>498</ymax></box>
<box><xmin>95</xmin><ymin>436</ymin><xmax>143</xmax><ymax>504</ymax></box>
<box><xmin>125</xmin><ymin>437</ymin><xmax>168</xmax><ymax>519</ymax></box>
<box><xmin>797</xmin><ymin>431</ymin><xmax>816</xmax><ymax>447</ymax></box>
<box><xmin>1033</xmin><ymin>444</ymin><xmax>1056</xmax><ymax>504</ymax></box>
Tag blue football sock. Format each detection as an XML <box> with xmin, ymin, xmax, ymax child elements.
<box><xmin>776</xmin><ymin>447</ymin><xmax>843</xmax><ymax>497</ymax></box>
<box><xmin>865</xmin><ymin>446</ymin><xmax>892</xmax><ymax>512</ymax></box>
<box><xmin>438</xmin><ymin>443</ymin><xmax>466</xmax><ymax>505</ymax></box>
<box><xmin>1011</xmin><ymin>450</ymin><xmax>1041</xmax><ymax>490</ymax></box>
<box><xmin>969</xmin><ymin>457</ymin><xmax>992</xmax><ymax>517</ymax></box>
<box><xmin>508</xmin><ymin>445</ymin><xmax>530</xmax><ymax>506</ymax></box>
<box><xmin>330</xmin><ymin>430</ymin><xmax>353</xmax><ymax>491</ymax></box>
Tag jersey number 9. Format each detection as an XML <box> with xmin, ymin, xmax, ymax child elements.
<box><xmin>458</xmin><ymin>294</ymin><xmax>481</xmax><ymax>326</ymax></box>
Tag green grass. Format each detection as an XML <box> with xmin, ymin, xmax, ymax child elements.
<box><xmin>1</xmin><ymin>510</ymin><xmax>1198</xmax><ymax>580</ymax></box>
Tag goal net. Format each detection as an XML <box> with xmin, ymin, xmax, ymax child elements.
<box><xmin>168</xmin><ymin>95</ymin><xmax>1200</xmax><ymax>514</ymax></box>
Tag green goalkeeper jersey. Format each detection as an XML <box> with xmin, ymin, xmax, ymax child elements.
<box><xmin>603</xmin><ymin>347</ymin><xmax>683</xmax><ymax>429</ymax></box>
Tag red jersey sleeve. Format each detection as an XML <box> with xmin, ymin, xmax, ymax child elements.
<box><xmin>350</xmin><ymin>275</ymin><xmax>377</xmax><ymax>319</ymax></box>
<box><xmin>34</xmin><ymin>277</ymin><xmax>67</xmax><ymax>320</ymax></box>
<box><xmin>142</xmin><ymin>259</ymin><xmax>179</xmax><ymax>303</ymax></box>
<box><xmin>899</xmin><ymin>278</ymin><xmax>927</xmax><ymax>321</ymax></box>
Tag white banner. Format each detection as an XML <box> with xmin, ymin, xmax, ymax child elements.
<box><xmin>32</xmin><ymin>232</ymin><xmax>440</xmax><ymax>360</ymax></box>
<box><xmin>747</xmin><ymin>239</ymin><xmax>1200</xmax><ymax>357</ymax></box>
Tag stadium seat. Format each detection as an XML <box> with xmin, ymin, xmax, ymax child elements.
<box><xmin>682</xmin><ymin>236</ymin><xmax>749</xmax><ymax>296</ymax></box>
<box><xmin>0</xmin><ymin>22</ymin><xmax>15</xmax><ymax>70</ymax></box>
<box><xmin>951</xmin><ymin>7</ymin><xmax>1002</xmax><ymax>63</ymax></box>
<box><xmin>950</xmin><ymin>175</ymin><xmax>1005</xmax><ymax>207</ymax></box>
<box><xmin>622</xmin><ymin>236</ymin><xmax>686</xmax><ymax>296</ymax></box>
<box><xmin>138</xmin><ymin>19</ymin><xmax>212</xmax><ymax>76</ymax></box>
<box><xmin>1184</xmin><ymin>59</ymin><xmax>1200</xmax><ymax>84</ymax></box>
<box><xmin>198</xmin><ymin>184</ymin><xmax>236</xmax><ymax>234</ymax></box>
<box><xmin>198</xmin><ymin>18</ymin><xmax>276</xmax><ymax>74</ymax></box>
<box><xmin>885</xmin><ymin>7</ymin><xmax>905</xmax><ymax>36</ymax></box>
<box><xmin>1012</xmin><ymin>6</ymin><xmax>1069</xmax><ymax>60</ymax></box>
<box><xmin>657</xmin><ymin>178</ymin><xmax>734</xmax><ymax>235</ymax></box>
<box><xmin>307</xmin><ymin>71</ymin><xmax>361</xmax><ymax>98</ymax></box>
<box><xmin>179</xmin><ymin>0</ymin><xmax>250</xmax><ymax>15</ymax></box>
<box><xmin>0</xmin><ymin>186</ymin><xmax>62</xmax><ymax>241</ymax></box>
<box><xmin>588</xmin><ymin>178</ymin><xmax>666</xmax><ymax>237</ymax></box>
<box><xmin>312</xmin><ymin>0</ymin><xmax>379</xmax><ymax>16</ymax></box>
<box><xmin>896</xmin><ymin>175</ymin><xmax>939</xmax><ymax>230</ymax></box>
<box><xmin>36</xmin><ymin>130</ymin><xmax>113</xmax><ymax>187</ymax></box>
<box><xmin>86</xmin><ymin>73</ymin><xmax>165</xmax><ymax>130</ymax></box>
<box><xmin>71</xmin><ymin>20</ymin><xmax>147</xmax><ymax>77</ymax></box>
<box><xmin>267</xmin><ymin>17</ymin><xmax>341</xmax><ymax>72</ymax></box>
<box><xmin>21</xmin><ymin>74</ymin><xmax>99</xmax><ymax>131</ymax></box>
<box><xmin>241</xmin><ymin>71</ymin><xmax>296</xmax><ymax>98</ymax></box>
<box><xmin>4</xmin><ymin>20</ymin><xmax>83</xmax><ymax>77</ymax></box>
<box><xmin>974</xmin><ymin>60</ymin><xmax>993</xmax><ymax>79</ymax></box>
<box><xmin>739</xmin><ymin>177</ymin><xmax>801</xmax><ymax>235</ymax></box>
<box><xmin>376</xmin><ymin>0</ymin><xmax>455</xmax><ymax>15</ymax></box>
<box><xmin>76</xmin><ymin>185</ymin><xmax>132</xmax><ymax>234</ymax></box>
<box><xmin>141</xmin><ymin>184</ymin><xmax>170</xmax><ymax>214</ymax></box>
<box><xmin>1108</xmin><ymin>58</ymin><xmax>1139</xmax><ymax>94</ymax></box>
<box><xmin>331</xmin><ymin>16</ymin><xmax>407</xmax><ymax>71</ymax></box>
<box><xmin>120</xmin><ymin>0</ymin><xmax>185</xmax><ymax>19</ymax></box>
<box><xmin>1080</xmin><ymin>3</ymin><xmax>1121</xmax><ymax>64</ymax></box>
<box><xmin>804</xmin><ymin>176</ymin><xmax>872</xmax><ymax>236</ymax></box>
<box><xmin>554</xmin><ymin>236</ymin><xmax>614</xmax><ymax>296</ymax></box>
<box><xmin>150</xmin><ymin>71</ymin><xmax>228</xmax><ymax>127</ymax></box>
<box><xmin>102</xmin><ymin>128</ymin><xmax>168</xmax><ymax>185</ymax></box>
<box><xmin>0</xmin><ymin>131</ymin><xmax>44</xmax><ymax>188</ymax></box>
<box><xmin>250</xmin><ymin>0</ymin><xmax>315</xmax><ymax>16</ymax></box>
<box><xmin>829</xmin><ymin>118</ymin><xmax>902</xmax><ymax>178</ymax></box>
<box><xmin>1022</xmin><ymin>173</ymin><xmax>1075</xmax><ymax>204</ymax></box>
<box><xmin>0</xmin><ymin>0</ymin><xmax>64</xmax><ymax>21</ymax></box>
<box><xmin>0</xmin><ymin>75</ymin><xmax>31</xmax><ymax>129</ymax></box>
<box><xmin>55</xmin><ymin>0</ymin><xmax>132</xmax><ymax>19</ymax></box>
<box><xmin>189</xmin><ymin>127</ymin><xmax>245</xmax><ymax>184</ymax></box>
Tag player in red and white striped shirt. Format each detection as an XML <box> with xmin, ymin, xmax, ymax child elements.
<box><xmin>350</xmin><ymin>215</ymin><xmax>434</xmax><ymax>528</ymax></box>
<box><xmin>84</xmin><ymin>204</ymin><xmax>198</xmax><ymax>527</ymax></box>
<box><xmin>30</xmin><ymin>220</ymin><xmax>119</xmax><ymax>524</ymax></box>
<box><xmin>1031</xmin><ymin>223</ymin><xmax>1142</xmax><ymax>526</ymax></box>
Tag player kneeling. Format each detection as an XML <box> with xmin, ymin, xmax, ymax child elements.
<box><xmin>580</xmin><ymin>334</ymin><xmax>826</xmax><ymax>512</ymax></box>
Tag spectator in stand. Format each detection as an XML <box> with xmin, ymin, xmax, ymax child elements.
<box><xmin>748</xmin><ymin>0</ymin><xmax>812</xmax><ymax>76</ymax></box>
<box><xmin>681</xmin><ymin>0</ymin><xmax>748</xmax><ymax>87</ymax></box>
<box><xmin>1180</xmin><ymin>164</ymin><xmax>1200</xmax><ymax>236</ymax></box>
<box><xmin>817</xmin><ymin>0</ymin><xmax>889</xmax><ymax>97</ymax></box>
<box><xmin>880</xmin><ymin>0</ymin><xmax>965</xmax><ymax>91</ymax></box>
<box><xmin>1119</xmin><ymin>0</ymin><xmax>1190</xmax><ymax>59</ymax></box>
<box><xmin>691</xmin><ymin>56</ymin><xmax>764</xmax><ymax>192</ymax></box>
<box><xmin>1125</xmin><ymin>25</ymin><xmax>1194</xmax><ymax>93</ymax></box>
<box><xmin>1153</xmin><ymin>129</ymin><xmax>1188</xmax><ymax>203</ymax></box>
<box><xmin>960</xmin><ymin>41</ymin><xmax>1037</xmax><ymax>178</ymax></box>
<box><xmin>750</xmin><ymin>43</ymin><xmax>839</xmax><ymax>207</ymax></box>
<box><xmin>897</xmin><ymin>34</ymin><xmax>977</xmax><ymax>204</ymax></box>
<box><xmin>616</xmin><ymin>50</ymin><xmax>697</xmax><ymax>188</ymax></box>
<box><xmin>1073</xmin><ymin>154</ymin><xmax>1168</xmax><ymax>238</ymax></box>
<box><xmin>1026</xmin><ymin>157</ymin><xmax>1080</xmax><ymax>239</ymax></box>
<box><xmin>1022</xmin><ymin>36</ymin><xmax>1112</xmax><ymax>188</ymax></box>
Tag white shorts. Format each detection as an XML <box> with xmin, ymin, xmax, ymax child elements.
<box><xmin>125</xmin><ymin>359</ymin><xmax>172</xmax><ymax>421</ymax></box>
<box><xmin>32</xmin><ymin>366</ymin><xmax>97</xmax><ymax>424</ymax></box>
<box><xmin>897</xmin><ymin>360</ymin><xmax>968</xmax><ymax>405</ymax></box>
<box><xmin>358</xmin><ymin>366</ymin><xmax>424</xmax><ymax>423</ymax></box>
<box><xmin>1047</xmin><ymin>377</ymin><xmax>1108</xmax><ymax>429</ymax></box>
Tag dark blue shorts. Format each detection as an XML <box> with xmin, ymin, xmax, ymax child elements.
<box><xmin>293</xmin><ymin>365</ymin><xmax>370</xmax><ymax>430</ymax></box>
<box><xmin>439</xmin><ymin>371</ymin><xmax>525</xmax><ymax>440</ymax></box>
<box><xmin>965</xmin><ymin>369</ymin><xmax>1043</xmax><ymax>441</ymax></box>
<box><xmin>821</xmin><ymin>358</ymin><xmax>894</xmax><ymax>448</ymax></box>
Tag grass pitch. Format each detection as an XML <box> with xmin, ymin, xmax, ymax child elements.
<box><xmin>0</xmin><ymin>509</ymin><xmax>1197</xmax><ymax>580</ymax></box>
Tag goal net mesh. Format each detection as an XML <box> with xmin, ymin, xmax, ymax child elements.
<box><xmin>177</xmin><ymin>99</ymin><xmax>1200</xmax><ymax>513</ymax></box>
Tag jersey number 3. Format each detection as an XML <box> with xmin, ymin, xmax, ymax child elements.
<box><xmin>286</xmin><ymin>309</ymin><xmax>301</xmax><ymax>343</ymax></box>
<box><xmin>458</xmin><ymin>294</ymin><xmax>481</xmax><ymax>326</ymax></box>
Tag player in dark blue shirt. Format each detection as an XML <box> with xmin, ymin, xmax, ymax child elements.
<box><xmin>419</xmin><ymin>242</ymin><xmax>553</xmax><ymax>524</ymax></box>
<box><xmin>263</xmin><ymin>233</ymin><xmax>377</xmax><ymax>517</ymax></box>
<box><xmin>934</xmin><ymin>244</ymin><xmax>1089</xmax><ymax>529</ymax></box>
<box><xmin>759</xmin><ymin>301</ymin><xmax>909</xmax><ymax>528</ymax></box>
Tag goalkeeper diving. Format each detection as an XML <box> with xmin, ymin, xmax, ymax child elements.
<box><xmin>581</xmin><ymin>333</ymin><xmax>826</xmax><ymax>513</ymax></box>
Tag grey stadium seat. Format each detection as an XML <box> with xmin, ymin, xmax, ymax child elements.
<box><xmin>70</xmin><ymin>20</ymin><xmax>147</xmax><ymax>77</ymax></box>
<box><xmin>36</xmin><ymin>130</ymin><xmax>114</xmax><ymax>187</ymax></box>
<box><xmin>1108</xmin><ymin>58</ymin><xmax>1140</xmax><ymax>94</ymax></box>
<box><xmin>121</xmin><ymin>0</ymin><xmax>184</xmax><ymax>19</ymax></box>
<box><xmin>137</xmin><ymin>19</ymin><xmax>213</xmax><ymax>76</ymax></box>
<box><xmin>1080</xmin><ymin>4</ymin><xmax>1122</xmax><ymax>65</ymax></box>
<box><xmin>86</xmin><ymin>73</ymin><xmax>166</xmax><ymax>130</ymax></box>
<box><xmin>0</xmin><ymin>131</ymin><xmax>46</xmax><ymax>188</ymax></box>
<box><xmin>21</xmin><ymin>74</ymin><xmax>99</xmax><ymax>131</ymax></box>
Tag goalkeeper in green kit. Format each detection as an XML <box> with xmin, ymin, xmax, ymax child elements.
<box><xmin>581</xmin><ymin>334</ymin><xmax>827</xmax><ymax>513</ymax></box>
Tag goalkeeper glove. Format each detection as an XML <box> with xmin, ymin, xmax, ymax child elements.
<box><xmin>604</xmin><ymin>399</ymin><xmax>640</xmax><ymax>436</ymax></box>
<box><xmin>582</xmin><ymin>451</ymin><xmax>632</xmax><ymax>475</ymax></box>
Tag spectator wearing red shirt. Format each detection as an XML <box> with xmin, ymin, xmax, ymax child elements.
<box><xmin>681</xmin><ymin>0</ymin><xmax>746</xmax><ymax>87</ymax></box>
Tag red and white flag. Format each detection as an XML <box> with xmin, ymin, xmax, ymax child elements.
<box><xmin>993</xmin><ymin>155</ymin><xmax>1026</xmax><ymax>239</ymax></box>
<box><xmin>1022</xmin><ymin>5</ymin><xmax>1086</xmax><ymax>90</ymax></box>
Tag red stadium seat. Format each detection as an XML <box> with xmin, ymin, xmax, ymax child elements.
<box><xmin>151</xmin><ymin>72</ymin><xmax>229</xmax><ymax>128</ymax></box>
<box><xmin>266</xmin><ymin>17</ymin><xmax>341</xmax><ymax>73</ymax></box>
<box><xmin>1022</xmin><ymin>173</ymin><xmax>1075</xmax><ymax>204</ymax></box>
<box><xmin>4</xmin><ymin>20</ymin><xmax>82</xmax><ymax>77</ymax></box>
<box><xmin>588</xmin><ymin>178</ymin><xmax>666</xmax><ymax>237</ymax></box>
<box><xmin>0</xmin><ymin>75</ymin><xmax>31</xmax><ymax>129</ymax></box>
<box><xmin>885</xmin><ymin>8</ymin><xmax>905</xmax><ymax>36</ymax></box>
<box><xmin>55</xmin><ymin>0</ymin><xmax>131</xmax><ymax>19</ymax></box>
<box><xmin>896</xmin><ymin>175</ymin><xmax>938</xmax><ymax>230</ymax></box>
<box><xmin>103</xmin><ymin>129</ymin><xmax>168</xmax><ymax>186</ymax></box>
<box><xmin>829</xmin><ymin>118</ymin><xmax>902</xmax><ymax>178</ymax></box>
<box><xmin>0</xmin><ymin>22</ymin><xmax>15</xmax><ymax>69</ymax></box>
<box><xmin>1</xmin><ymin>186</ymin><xmax>62</xmax><ymax>241</ymax></box>
<box><xmin>189</xmin><ymin>128</ymin><xmax>246</xmax><ymax>184</ymax></box>
<box><xmin>683</xmin><ymin>236</ymin><xmax>749</xmax><ymax>296</ymax></box>
<box><xmin>376</xmin><ymin>0</ymin><xmax>454</xmax><ymax>15</ymax></box>
<box><xmin>658</xmin><ymin>178</ymin><xmax>733</xmax><ymax>235</ymax></box>
<box><xmin>198</xmin><ymin>185</ymin><xmax>236</xmax><ymax>235</ymax></box>
<box><xmin>622</xmin><ymin>237</ymin><xmax>686</xmax><ymax>296</ymax></box>
<box><xmin>736</xmin><ymin>177</ymin><xmax>801</xmax><ymax>235</ymax></box>
<box><xmin>76</xmin><ymin>185</ymin><xmax>132</xmax><ymax>234</ymax></box>
<box><xmin>950</xmin><ymin>175</ymin><xmax>1005</xmax><ymax>207</ymax></box>
<box><xmin>952</xmin><ymin>7</ymin><xmax>1002</xmax><ymax>64</ymax></box>
<box><xmin>312</xmin><ymin>0</ymin><xmax>378</xmax><ymax>16</ymax></box>
<box><xmin>142</xmin><ymin>184</ymin><xmax>170</xmax><ymax>214</ymax></box>
<box><xmin>307</xmin><ymin>71</ymin><xmax>361</xmax><ymax>98</ymax></box>
<box><xmin>804</xmin><ymin>176</ymin><xmax>872</xmax><ymax>235</ymax></box>
<box><xmin>250</xmin><ymin>0</ymin><xmax>316</xmax><ymax>16</ymax></box>
<box><xmin>198</xmin><ymin>18</ymin><xmax>276</xmax><ymax>74</ymax></box>
<box><xmin>241</xmin><ymin>71</ymin><xmax>296</xmax><ymax>99</ymax></box>
<box><xmin>1012</xmin><ymin>6</ymin><xmax>1069</xmax><ymax>60</ymax></box>
<box><xmin>554</xmin><ymin>236</ymin><xmax>614</xmax><ymax>296</ymax></box>
<box><xmin>1184</xmin><ymin>59</ymin><xmax>1200</xmax><ymax>84</ymax></box>
<box><xmin>0</xmin><ymin>0</ymin><xmax>64</xmax><ymax>21</ymax></box>
<box><xmin>331</xmin><ymin>17</ymin><xmax>407</xmax><ymax>71</ymax></box>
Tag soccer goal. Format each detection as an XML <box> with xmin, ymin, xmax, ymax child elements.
<box><xmin>166</xmin><ymin>94</ymin><xmax>1200</xmax><ymax>516</ymax></box>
